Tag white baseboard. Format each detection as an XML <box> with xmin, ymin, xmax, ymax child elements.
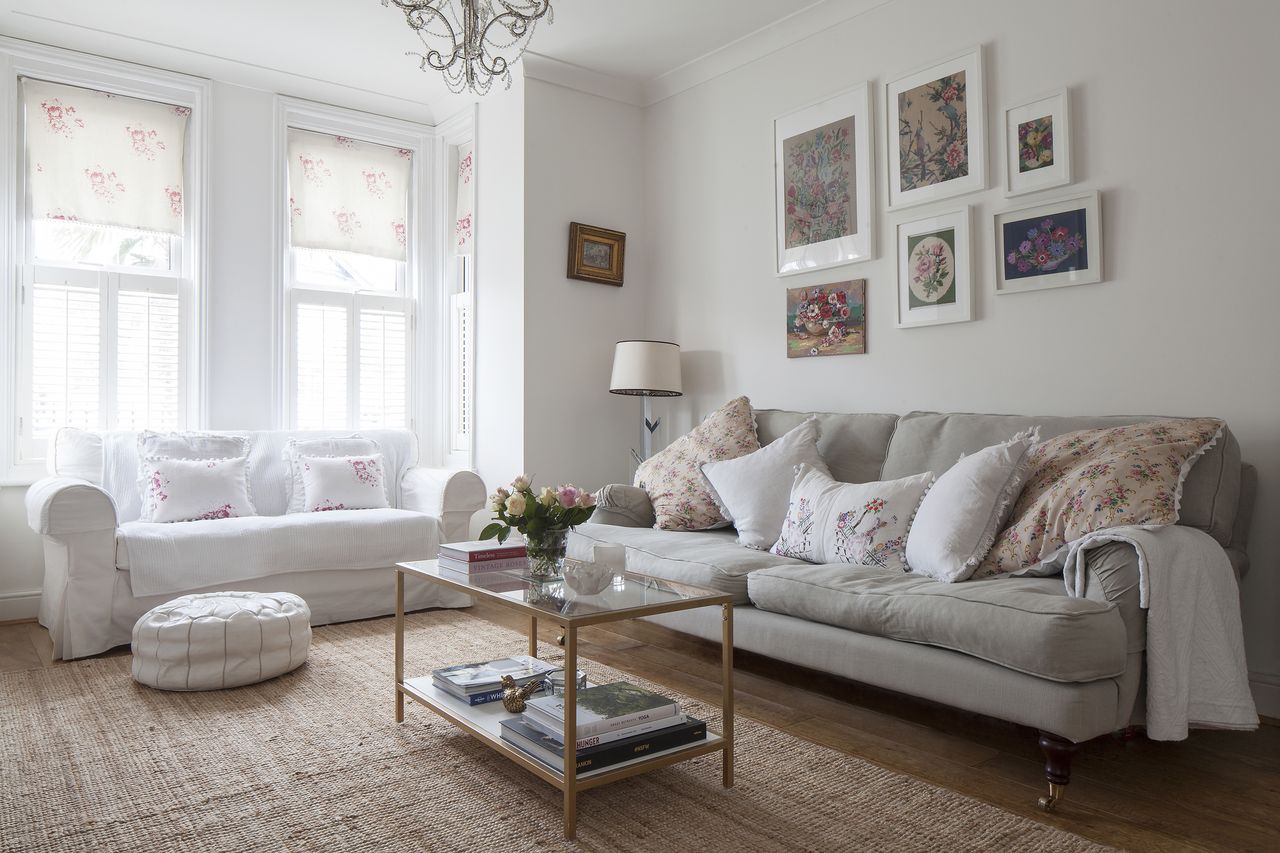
<box><xmin>0</xmin><ymin>589</ymin><xmax>40</xmax><ymax>622</ymax></box>
<box><xmin>1250</xmin><ymin>671</ymin><xmax>1280</xmax><ymax>720</ymax></box>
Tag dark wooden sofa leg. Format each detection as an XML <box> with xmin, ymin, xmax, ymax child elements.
<box><xmin>1037</xmin><ymin>731</ymin><xmax>1078</xmax><ymax>812</ymax></box>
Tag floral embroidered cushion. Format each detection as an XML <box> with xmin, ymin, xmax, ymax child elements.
<box><xmin>298</xmin><ymin>454</ymin><xmax>390</xmax><ymax>512</ymax></box>
<box><xmin>141</xmin><ymin>456</ymin><xmax>256</xmax><ymax>523</ymax></box>
<box><xmin>905</xmin><ymin>429</ymin><xmax>1039</xmax><ymax>583</ymax></box>
<box><xmin>136</xmin><ymin>431</ymin><xmax>251</xmax><ymax>521</ymax></box>
<box><xmin>635</xmin><ymin>396</ymin><xmax>760</xmax><ymax>531</ymax></box>
<box><xmin>771</xmin><ymin>464</ymin><xmax>934</xmax><ymax>573</ymax></box>
<box><xmin>283</xmin><ymin>435</ymin><xmax>381</xmax><ymax>513</ymax></box>
<box><xmin>975</xmin><ymin>417</ymin><xmax>1224</xmax><ymax>578</ymax></box>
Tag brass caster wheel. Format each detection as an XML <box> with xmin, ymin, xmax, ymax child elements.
<box><xmin>1037</xmin><ymin>782</ymin><xmax>1065</xmax><ymax>812</ymax></box>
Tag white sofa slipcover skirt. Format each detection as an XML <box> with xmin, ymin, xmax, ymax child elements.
<box><xmin>132</xmin><ymin>591</ymin><xmax>312</xmax><ymax>691</ymax></box>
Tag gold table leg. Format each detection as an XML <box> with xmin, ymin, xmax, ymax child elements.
<box><xmin>529</xmin><ymin>615</ymin><xmax>538</xmax><ymax>658</ymax></box>
<box><xmin>722</xmin><ymin>602</ymin><xmax>734</xmax><ymax>788</ymax></box>
<box><xmin>563</xmin><ymin>624</ymin><xmax>578</xmax><ymax>840</ymax></box>
<box><xmin>394</xmin><ymin>569</ymin><xmax>405</xmax><ymax>723</ymax></box>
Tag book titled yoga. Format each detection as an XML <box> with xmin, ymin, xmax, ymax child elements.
<box><xmin>523</xmin><ymin>681</ymin><xmax>679</xmax><ymax>739</ymax></box>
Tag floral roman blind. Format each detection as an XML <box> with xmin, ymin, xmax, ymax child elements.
<box><xmin>22</xmin><ymin>77</ymin><xmax>190</xmax><ymax>235</ymax></box>
<box><xmin>287</xmin><ymin>129</ymin><xmax>412</xmax><ymax>261</ymax></box>
<box><xmin>455</xmin><ymin>141</ymin><xmax>474</xmax><ymax>255</ymax></box>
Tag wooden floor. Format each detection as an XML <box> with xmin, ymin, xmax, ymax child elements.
<box><xmin>3</xmin><ymin>608</ymin><xmax>1277</xmax><ymax>852</ymax></box>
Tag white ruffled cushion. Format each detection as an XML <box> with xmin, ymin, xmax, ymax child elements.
<box><xmin>141</xmin><ymin>456</ymin><xmax>255</xmax><ymax>523</ymax></box>
<box><xmin>905</xmin><ymin>429</ymin><xmax>1038</xmax><ymax>583</ymax></box>
<box><xmin>771</xmin><ymin>464</ymin><xmax>933</xmax><ymax>573</ymax></box>
<box><xmin>701</xmin><ymin>417</ymin><xmax>830</xmax><ymax>550</ymax></box>
<box><xmin>283</xmin><ymin>435</ymin><xmax>380</xmax><ymax>513</ymax></box>
<box><xmin>299</xmin><ymin>454</ymin><xmax>390</xmax><ymax>512</ymax></box>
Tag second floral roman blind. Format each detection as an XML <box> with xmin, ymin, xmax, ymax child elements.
<box><xmin>287</xmin><ymin>129</ymin><xmax>412</xmax><ymax>261</ymax></box>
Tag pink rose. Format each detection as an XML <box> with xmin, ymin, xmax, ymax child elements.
<box><xmin>557</xmin><ymin>486</ymin><xmax>579</xmax><ymax>508</ymax></box>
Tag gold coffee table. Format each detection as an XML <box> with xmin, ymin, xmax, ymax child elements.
<box><xmin>394</xmin><ymin>560</ymin><xmax>735</xmax><ymax>840</ymax></box>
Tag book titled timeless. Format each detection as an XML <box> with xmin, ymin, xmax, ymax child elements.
<box><xmin>500</xmin><ymin>716</ymin><xmax>707</xmax><ymax>774</ymax></box>
<box><xmin>523</xmin><ymin>682</ymin><xmax>679</xmax><ymax>739</ymax></box>
<box><xmin>438</xmin><ymin>541</ymin><xmax>528</xmax><ymax>563</ymax></box>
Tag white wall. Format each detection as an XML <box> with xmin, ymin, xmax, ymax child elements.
<box><xmin>643</xmin><ymin>0</ymin><xmax>1280</xmax><ymax>713</ymax></box>
<box><xmin>522</xmin><ymin>78</ymin><xmax>649</xmax><ymax>493</ymax></box>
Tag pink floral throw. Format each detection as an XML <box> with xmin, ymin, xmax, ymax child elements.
<box><xmin>635</xmin><ymin>396</ymin><xmax>760</xmax><ymax>531</ymax></box>
<box><xmin>975</xmin><ymin>418</ymin><xmax>1224</xmax><ymax>578</ymax></box>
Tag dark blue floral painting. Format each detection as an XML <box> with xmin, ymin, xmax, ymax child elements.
<box><xmin>1002</xmin><ymin>208</ymin><xmax>1088</xmax><ymax>280</ymax></box>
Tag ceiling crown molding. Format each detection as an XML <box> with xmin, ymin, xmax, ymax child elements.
<box><xmin>522</xmin><ymin>52</ymin><xmax>646</xmax><ymax>107</ymax></box>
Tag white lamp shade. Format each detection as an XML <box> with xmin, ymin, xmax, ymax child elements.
<box><xmin>609</xmin><ymin>340</ymin><xmax>682</xmax><ymax>397</ymax></box>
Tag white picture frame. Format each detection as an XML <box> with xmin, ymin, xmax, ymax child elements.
<box><xmin>1004</xmin><ymin>88</ymin><xmax>1072</xmax><ymax>197</ymax></box>
<box><xmin>774</xmin><ymin>82</ymin><xmax>875</xmax><ymax>276</ymax></box>
<box><xmin>885</xmin><ymin>47</ymin><xmax>986</xmax><ymax>210</ymax></box>
<box><xmin>995</xmin><ymin>190</ymin><xmax>1102</xmax><ymax>295</ymax></box>
<box><xmin>896</xmin><ymin>206</ymin><xmax>973</xmax><ymax>328</ymax></box>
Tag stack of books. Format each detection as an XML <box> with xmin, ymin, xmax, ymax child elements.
<box><xmin>438</xmin><ymin>540</ymin><xmax>528</xmax><ymax>574</ymax></box>
<box><xmin>431</xmin><ymin>655</ymin><xmax>558</xmax><ymax>706</ymax></box>
<box><xmin>499</xmin><ymin>681</ymin><xmax>706</xmax><ymax>774</ymax></box>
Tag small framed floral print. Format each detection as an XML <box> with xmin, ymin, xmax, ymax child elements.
<box><xmin>1004</xmin><ymin>89</ymin><xmax>1071</xmax><ymax>197</ymax></box>
<box><xmin>885</xmin><ymin>47</ymin><xmax>986</xmax><ymax>210</ymax></box>
<box><xmin>774</xmin><ymin>82</ymin><xmax>875</xmax><ymax>276</ymax></box>
<box><xmin>896</xmin><ymin>207</ymin><xmax>972</xmax><ymax>328</ymax></box>
<box><xmin>995</xmin><ymin>190</ymin><xmax>1102</xmax><ymax>294</ymax></box>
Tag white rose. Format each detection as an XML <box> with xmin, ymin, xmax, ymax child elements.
<box><xmin>511</xmin><ymin>473</ymin><xmax>531</xmax><ymax>491</ymax></box>
<box><xmin>540</xmin><ymin>486</ymin><xmax>558</xmax><ymax>507</ymax></box>
<box><xmin>505</xmin><ymin>493</ymin><xmax>527</xmax><ymax>516</ymax></box>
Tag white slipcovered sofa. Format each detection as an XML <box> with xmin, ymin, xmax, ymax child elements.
<box><xmin>25</xmin><ymin>427</ymin><xmax>481</xmax><ymax>660</ymax></box>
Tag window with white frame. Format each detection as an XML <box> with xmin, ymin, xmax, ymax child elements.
<box><xmin>284</xmin><ymin>126</ymin><xmax>416</xmax><ymax>431</ymax></box>
<box><xmin>11</xmin><ymin>73</ymin><xmax>199</xmax><ymax>470</ymax></box>
<box><xmin>448</xmin><ymin>139</ymin><xmax>475</xmax><ymax>457</ymax></box>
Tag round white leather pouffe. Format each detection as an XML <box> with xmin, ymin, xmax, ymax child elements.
<box><xmin>131</xmin><ymin>592</ymin><xmax>312</xmax><ymax>691</ymax></box>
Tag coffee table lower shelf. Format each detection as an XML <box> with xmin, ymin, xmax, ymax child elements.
<box><xmin>400</xmin><ymin>676</ymin><xmax>727</xmax><ymax>791</ymax></box>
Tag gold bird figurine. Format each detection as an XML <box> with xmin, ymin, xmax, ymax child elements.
<box><xmin>500</xmin><ymin>674</ymin><xmax>545</xmax><ymax>713</ymax></box>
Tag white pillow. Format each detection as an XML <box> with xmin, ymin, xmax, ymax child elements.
<box><xmin>298</xmin><ymin>454</ymin><xmax>390</xmax><ymax>512</ymax></box>
<box><xmin>905</xmin><ymin>429</ymin><xmax>1039</xmax><ymax>583</ymax></box>
<box><xmin>771</xmin><ymin>464</ymin><xmax>933</xmax><ymax>573</ymax></box>
<box><xmin>283</xmin><ymin>435</ymin><xmax>380</xmax><ymax>513</ymax></box>
<box><xmin>137</xmin><ymin>431</ymin><xmax>250</xmax><ymax>519</ymax></box>
<box><xmin>141</xmin><ymin>456</ymin><xmax>255</xmax><ymax>523</ymax></box>
<box><xmin>701</xmin><ymin>417</ymin><xmax>830</xmax><ymax>550</ymax></box>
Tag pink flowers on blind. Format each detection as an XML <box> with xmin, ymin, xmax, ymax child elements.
<box><xmin>41</xmin><ymin>97</ymin><xmax>84</xmax><ymax>137</ymax></box>
<box><xmin>84</xmin><ymin>166</ymin><xmax>125</xmax><ymax>202</ymax></box>
<box><xmin>126</xmin><ymin>125</ymin><xmax>166</xmax><ymax>160</ymax></box>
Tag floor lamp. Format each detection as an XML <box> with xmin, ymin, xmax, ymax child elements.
<box><xmin>609</xmin><ymin>340</ymin><xmax>682</xmax><ymax>464</ymax></box>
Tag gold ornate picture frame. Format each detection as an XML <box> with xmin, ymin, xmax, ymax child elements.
<box><xmin>567</xmin><ymin>222</ymin><xmax>625</xmax><ymax>285</ymax></box>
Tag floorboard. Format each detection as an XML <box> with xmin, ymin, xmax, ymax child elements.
<box><xmin>3</xmin><ymin>605</ymin><xmax>1276</xmax><ymax>851</ymax></box>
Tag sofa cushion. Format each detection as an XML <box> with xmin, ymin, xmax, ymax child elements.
<box><xmin>116</xmin><ymin>508</ymin><xmax>437</xmax><ymax>597</ymax></box>
<box><xmin>880</xmin><ymin>412</ymin><xmax>1241</xmax><ymax>546</ymax></box>
<box><xmin>755</xmin><ymin>409</ymin><xmax>898</xmax><ymax>485</ymax></box>
<box><xmin>569</xmin><ymin>523</ymin><xmax>807</xmax><ymax>604</ymax></box>
<box><xmin>747</xmin><ymin>563</ymin><xmax>1127</xmax><ymax>682</ymax></box>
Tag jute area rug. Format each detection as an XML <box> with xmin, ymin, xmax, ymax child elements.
<box><xmin>1</xmin><ymin>609</ymin><xmax>1109</xmax><ymax>852</ymax></box>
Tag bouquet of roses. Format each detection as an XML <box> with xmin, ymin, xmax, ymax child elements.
<box><xmin>480</xmin><ymin>474</ymin><xmax>596</xmax><ymax>544</ymax></box>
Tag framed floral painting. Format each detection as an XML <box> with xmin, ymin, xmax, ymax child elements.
<box><xmin>995</xmin><ymin>190</ymin><xmax>1102</xmax><ymax>294</ymax></box>
<box><xmin>786</xmin><ymin>280</ymin><xmax>867</xmax><ymax>358</ymax></box>
<box><xmin>1004</xmin><ymin>89</ymin><xmax>1071</xmax><ymax>196</ymax></box>
<box><xmin>774</xmin><ymin>83</ymin><xmax>874</xmax><ymax>276</ymax></box>
<box><xmin>885</xmin><ymin>47</ymin><xmax>986</xmax><ymax>210</ymax></box>
<box><xmin>896</xmin><ymin>207</ymin><xmax>972</xmax><ymax>328</ymax></box>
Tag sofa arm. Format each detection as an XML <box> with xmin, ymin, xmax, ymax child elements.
<box><xmin>26</xmin><ymin>477</ymin><xmax>117</xmax><ymax>535</ymax></box>
<box><xmin>591</xmin><ymin>484</ymin><xmax>655</xmax><ymax>529</ymax></box>
<box><xmin>401</xmin><ymin>467</ymin><xmax>486</xmax><ymax>544</ymax></box>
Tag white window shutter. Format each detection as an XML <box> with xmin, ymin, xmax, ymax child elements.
<box><xmin>116</xmin><ymin>289</ymin><xmax>181</xmax><ymax>432</ymax></box>
<box><xmin>30</xmin><ymin>282</ymin><xmax>101</xmax><ymax>441</ymax></box>
<box><xmin>357</xmin><ymin>304</ymin><xmax>409</xmax><ymax>429</ymax></box>
<box><xmin>450</xmin><ymin>292</ymin><xmax>471</xmax><ymax>449</ymax></box>
<box><xmin>295</xmin><ymin>301</ymin><xmax>349</xmax><ymax>430</ymax></box>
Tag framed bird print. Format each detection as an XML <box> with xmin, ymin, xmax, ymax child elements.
<box><xmin>774</xmin><ymin>82</ymin><xmax>875</xmax><ymax>276</ymax></box>
<box><xmin>886</xmin><ymin>47</ymin><xmax>986</xmax><ymax>210</ymax></box>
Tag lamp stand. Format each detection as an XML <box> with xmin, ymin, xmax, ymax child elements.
<box><xmin>643</xmin><ymin>396</ymin><xmax>661</xmax><ymax>460</ymax></box>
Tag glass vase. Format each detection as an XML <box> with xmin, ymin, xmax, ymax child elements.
<box><xmin>526</xmin><ymin>528</ymin><xmax>569</xmax><ymax>581</ymax></box>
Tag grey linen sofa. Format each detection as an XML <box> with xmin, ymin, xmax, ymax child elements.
<box><xmin>569</xmin><ymin>409</ymin><xmax>1256</xmax><ymax>810</ymax></box>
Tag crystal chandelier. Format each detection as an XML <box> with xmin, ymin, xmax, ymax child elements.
<box><xmin>381</xmin><ymin>0</ymin><xmax>554</xmax><ymax>96</ymax></box>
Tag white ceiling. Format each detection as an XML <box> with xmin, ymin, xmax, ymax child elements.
<box><xmin>0</xmin><ymin>0</ymin><xmax>862</xmax><ymax>121</ymax></box>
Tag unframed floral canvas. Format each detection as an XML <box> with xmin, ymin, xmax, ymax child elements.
<box><xmin>783</xmin><ymin>117</ymin><xmax>856</xmax><ymax>249</ymax></box>
<box><xmin>786</xmin><ymin>280</ymin><xmax>866</xmax><ymax>358</ymax></box>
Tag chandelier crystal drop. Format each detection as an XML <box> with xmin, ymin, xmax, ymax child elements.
<box><xmin>381</xmin><ymin>0</ymin><xmax>553</xmax><ymax>96</ymax></box>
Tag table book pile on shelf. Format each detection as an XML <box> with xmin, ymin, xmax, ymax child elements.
<box><xmin>500</xmin><ymin>681</ymin><xmax>707</xmax><ymax>774</ymax></box>
<box><xmin>432</xmin><ymin>655</ymin><xmax>558</xmax><ymax>706</ymax></box>
<box><xmin>438</xmin><ymin>540</ymin><xmax>529</xmax><ymax>574</ymax></box>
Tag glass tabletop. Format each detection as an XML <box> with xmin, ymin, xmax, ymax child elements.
<box><xmin>397</xmin><ymin>559</ymin><xmax>731</xmax><ymax>623</ymax></box>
